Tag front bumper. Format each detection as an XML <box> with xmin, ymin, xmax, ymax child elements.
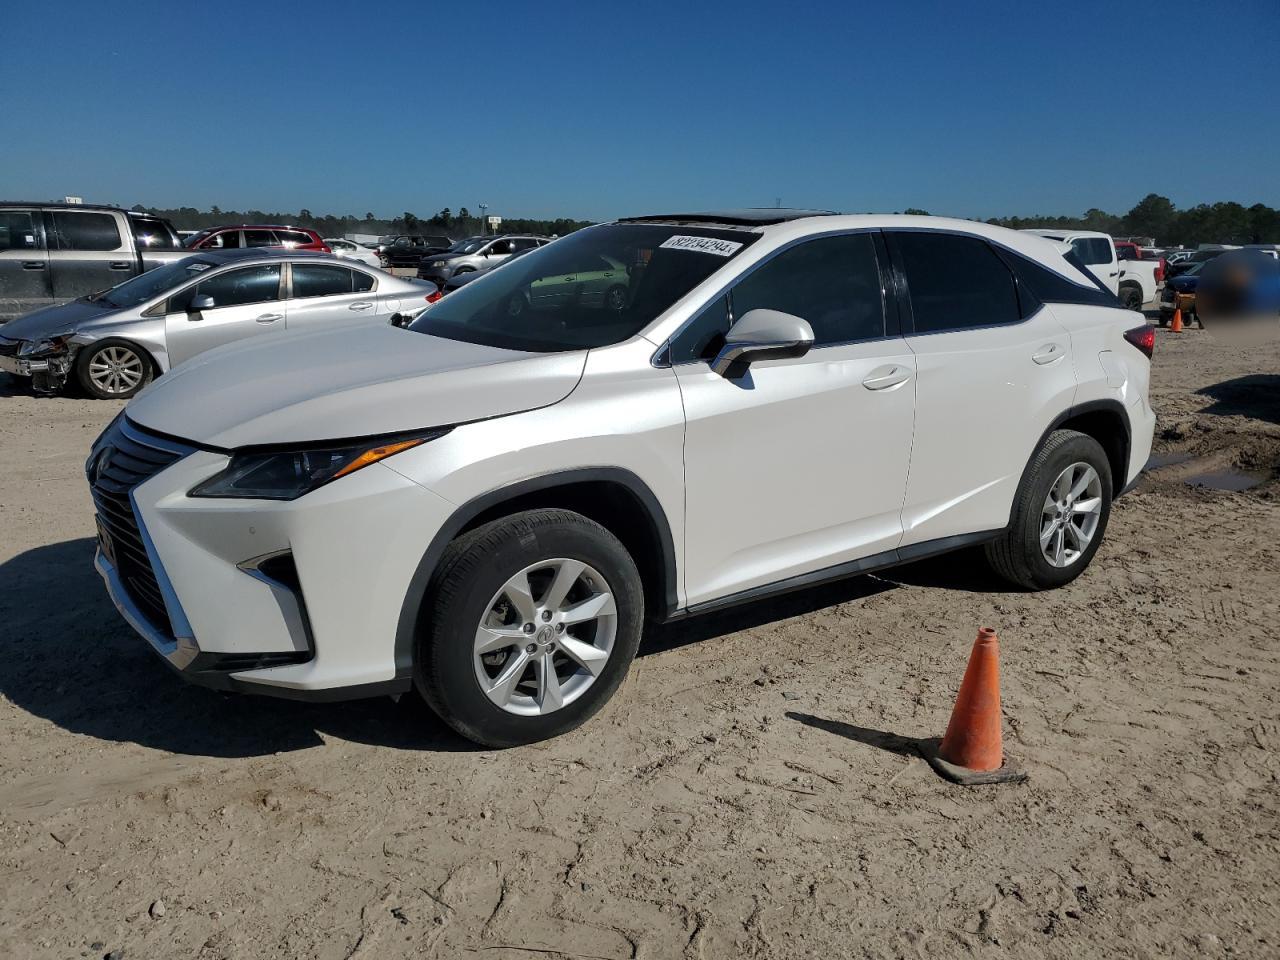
<box><xmin>92</xmin><ymin>419</ymin><xmax>457</xmax><ymax>700</ymax></box>
<box><xmin>417</xmin><ymin>266</ymin><xmax>452</xmax><ymax>284</ymax></box>
<box><xmin>0</xmin><ymin>354</ymin><xmax>44</xmax><ymax>376</ymax></box>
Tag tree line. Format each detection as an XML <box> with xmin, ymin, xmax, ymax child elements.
<box><xmin>131</xmin><ymin>194</ymin><xmax>1280</xmax><ymax>247</ymax></box>
<box><xmin>978</xmin><ymin>194</ymin><xmax>1280</xmax><ymax>247</ymax></box>
<box><xmin>131</xmin><ymin>205</ymin><xmax>593</xmax><ymax>240</ymax></box>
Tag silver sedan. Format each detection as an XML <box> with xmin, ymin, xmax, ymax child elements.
<box><xmin>0</xmin><ymin>249</ymin><xmax>437</xmax><ymax>398</ymax></box>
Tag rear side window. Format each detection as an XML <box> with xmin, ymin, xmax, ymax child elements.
<box><xmin>277</xmin><ymin>230</ymin><xmax>315</xmax><ymax>247</ymax></box>
<box><xmin>891</xmin><ymin>232</ymin><xmax>1021</xmax><ymax>333</ymax></box>
<box><xmin>730</xmin><ymin>233</ymin><xmax>886</xmax><ymax>347</ymax></box>
<box><xmin>292</xmin><ymin>264</ymin><xmax>358</xmax><ymax>298</ymax></box>
<box><xmin>130</xmin><ymin>218</ymin><xmax>181</xmax><ymax>249</ymax></box>
<box><xmin>1070</xmin><ymin>237</ymin><xmax>1113</xmax><ymax>265</ymax></box>
<box><xmin>50</xmin><ymin>211</ymin><xmax>122</xmax><ymax>251</ymax></box>
<box><xmin>0</xmin><ymin>211</ymin><xmax>40</xmax><ymax>251</ymax></box>
<box><xmin>244</xmin><ymin>230</ymin><xmax>278</xmax><ymax>248</ymax></box>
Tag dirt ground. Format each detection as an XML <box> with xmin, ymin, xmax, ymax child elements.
<box><xmin>1</xmin><ymin>325</ymin><xmax>1278</xmax><ymax>960</ymax></box>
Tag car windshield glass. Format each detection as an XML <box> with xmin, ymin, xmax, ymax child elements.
<box><xmin>1183</xmin><ymin>263</ymin><xmax>1204</xmax><ymax>276</ymax></box>
<box><xmin>182</xmin><ymin>230</ymin><xmax>212</xmax><ymax>248</ymax></box>
<box><xmin>409</xmin><ymin>223</ymin><xmax>758</xmax><ymax>352</ymax></box>
<box><xmin>94</xmin><ymin>257</ymin><xmax>218</xmax><ymax>308</ymax></box>
<box><xmin>451</xmin><ymin>239</ymin><xmax>488</xmax><ymax>254</ymax></box>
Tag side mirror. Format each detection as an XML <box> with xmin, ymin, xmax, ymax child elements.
<box><xmin>190</xmin><ymin>294</ymin><xmax>216</xmax><ymax>312</ymax></box>
<box><xmin>710</xmin><ymin>308</ymin><xmax>814</xmax><ymax>377</ymax></box>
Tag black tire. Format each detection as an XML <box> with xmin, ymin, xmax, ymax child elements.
<box><xmin>985</xmin><ymin>430</ymin><xmax>1114</xmax><ymax>590</ymax></box>
<box><xmin>74</xmin><ymin>338</ymin><xmax>153</xmax><ymax>400</ymax></box>
<box><xmin>1119</xmin><ymin>284</ymin><xmax>1143</xmax><ymax>311</ymax></box>
<box><xmin>415</xmin><ymin>509</ymin><xmax>644</xmax><ymax>747</ymax></box>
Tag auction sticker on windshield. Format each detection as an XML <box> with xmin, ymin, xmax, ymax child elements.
<box><xmin>659</xmin><ymin>235</ymin><xmax>744</xmax><ymax>257</ymax></box>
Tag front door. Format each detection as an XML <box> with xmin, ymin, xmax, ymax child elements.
<box><xmin>0</xmin><ymin>208</ymin><xmax>52</xmax><ymax>320</ymax></box>
<box><xmin>164</xmin><ymin>263</ymin><xmax>285</xmax><ymax>366</ymax></box>
<box><xmin>673</xmin><ymin>232</ymin><xmax>916</xmax><ymax>606</ymax></box>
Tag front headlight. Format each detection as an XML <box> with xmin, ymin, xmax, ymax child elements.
<box><xmin>18</xmin><ymin>336</ymin><xmax>71</xmax><ymax>357</ymax></box>
<box><xmin>189</xmin><ymin>429</ymin><xmax>449</xmax><ymax>500</ymax></box>
<box><xmin>430</xmin><ymin>261</ymin><xmax>446</xmax><ymax>268</ymax></box>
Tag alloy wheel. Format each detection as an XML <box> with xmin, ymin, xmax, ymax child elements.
<box><xmin>1040</xmin><ymin>461</ymin><xmax>1103</xmax><ymax>567</ymax></box>
<box><xmin>88</xmin><ymin>346</ymin><xmax>146</xmax><ymax>396</ymax></box>
<box><xmin>473</xmin><ymin>558</ymin><xmax>617</xmax><ymax>716</ymax></box>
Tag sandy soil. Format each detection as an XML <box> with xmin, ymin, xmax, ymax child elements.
<box><xmin>1</xmin><ymin>326</ymin><xmax>1278</xmax><ymax>960</ymax></box>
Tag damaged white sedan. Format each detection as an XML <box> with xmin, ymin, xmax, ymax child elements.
<box><xmin>0</xmin><ymin>248</ymin><xmax>437</xmax><ymax>398</ymax></box>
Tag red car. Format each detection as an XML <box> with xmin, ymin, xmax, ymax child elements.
<box><xmin>182</xmin><ymin>225</ymin><xmax>330</xmax><ymax>253</ymax></box>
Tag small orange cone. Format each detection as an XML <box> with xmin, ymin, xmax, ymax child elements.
<box><xmin>919</xmin><ymin>628</ymin><xmax>1027</xmax><ymax>785</ymax></box>
<box><xmin>1170</xmin><ymin>307</ymin><xmax>1184</xmax><ymax>332</ymax></box>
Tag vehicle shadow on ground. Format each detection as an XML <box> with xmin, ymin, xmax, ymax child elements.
<box><xmin>1197</xmin><ymin>374</ymin><xmax>1280</xmax><ymax>425</ymax></box>
<box><xmin>0</xmin><ymin>538</ymin><xmax>474</xmax><ymax>759</ymax></box>
<box><xmin>640</xmin><ymin>576</ymin><xmax>897</xmax><ymax>656</ymax></box>
<box><xmin>873</xmin><ymin>546</ymin><xmax>1018</xmax><ymax>594</ymax></box>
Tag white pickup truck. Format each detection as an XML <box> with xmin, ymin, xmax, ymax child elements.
<box><xmin>1021</xmin><ymin>229</ymin><xmax>1160</xmax><ymax>311</ymax></box>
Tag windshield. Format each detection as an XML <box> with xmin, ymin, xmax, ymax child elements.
<box><xmin>94</xmin><ymin>256</ymin><xmax>218</xmax><ymax>309</ymax></box>
<box><xmin>182</xmin><ymin>229</ymin><xmax>213</xmax><ymax>248</ymax></box>
<box><xmin>409</xmin><ymin>223</ymin><xmax>758</xmax><ymax>352</ymax></box>
<box><xmin>448</xmin><ymin>238</ymin><xmax>489</xmax><ymax>254</ymax></box>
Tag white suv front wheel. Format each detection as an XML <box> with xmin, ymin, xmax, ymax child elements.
<box><xmin>986</xmin><ymin>429</ymin><xmax>1114</xmax><ymax>590</ymax></box>
<box><xmin>416</xmin><ymin>509</ymin><xmax>644</xmax><ymax>747</ymax></box>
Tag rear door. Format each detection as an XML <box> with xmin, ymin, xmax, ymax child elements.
<box><xmin>284</xmin><ymin>262</ymin><xmax>385</xmax><ymax>329</ymax></box>
<box><xmin>163</xmin><ymin>262</ymin><xmax>285</xmax><ymax>365</ymax></box>
<box><xmin>0</xmin><ymin>208</ymin><xmax>52</xmax><ymax>320</ymax></box>
<box><xmin>886</xmin><ymin>230</ymin><xmax>1078</xmax><ymax>546</ymax></box>
<box><xmin>45</xmin><ymin>209</ymin><xmax>133</xmax><ymax>300</ymax></box>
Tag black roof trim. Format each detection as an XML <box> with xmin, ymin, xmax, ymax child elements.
<box><xmin>616</xmin><ymin>208</ymin><xmax>838</xmax><ymax>227</ymax></box>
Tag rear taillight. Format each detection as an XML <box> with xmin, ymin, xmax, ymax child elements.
<box><xmin>425</xmin><ymin>290</ymin><xmax>443</xmax><ymax>304</ymax></box>
<box><xmin>1123</xmin><ymin>323</ymin><xmax>1156</xmax><ymax>358</ymax></box>
<box><xmin>1155</xmin><ymin>258</ymin><xmax>1166</xmax><ymax>283</ymax></box>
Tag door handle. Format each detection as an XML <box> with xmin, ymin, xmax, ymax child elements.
<box><xmin>1032</xmin><ymin>343</ymin><xmax>1064</xmax><ymax>365</ymax></box>
<box><xmin>21</xmin><ymin>261</ymin><xmax>45</xmax><ymax>270</ymax></box>
<box><xmin>255</xmin><ymin>313</ymin><xmax>283</xmax><ymax>324</ymax></box>
<box><xmin>348</xmin><ymin>301</ymin><xmax>374</xmax><ymax>311</ymax></box>
<box><xmin>861</xmin><ymin>364</ymin><xmax>911</xmax><ymax>391</ymax></box>
<box><xmin>1108</xmin><ymin>271</ymin><xmax>1119</xmax><ymax>277</ymax></box>
<box><xmin>108</xmin><ymin>261</ymin><xmax>132</xmax><ymax>271</ymax></box>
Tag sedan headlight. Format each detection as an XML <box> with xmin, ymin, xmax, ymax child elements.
<box><xmin>190</xmin><ymin>430</ymin><xmax>449</xmax><ymax>500</ymax></box>
<box><xmin>430</xmin><ymin>261</ymin><xmax>447</xmax><ymax>268</ymax></box>
<box><xmin>18</xmin><ymin>335</ymin><xmax>71</xmax><ymax>357</ymax></box>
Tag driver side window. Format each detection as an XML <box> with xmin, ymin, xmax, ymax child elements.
<box><xmin>168</xmin><ymin>264</ymin><xmax>283</xmax><ymax>312</ymax></box>
<box><xmin>667</xmin><ymin>233</ymin><xmax>886</xmax><ymax>364</ymax></box>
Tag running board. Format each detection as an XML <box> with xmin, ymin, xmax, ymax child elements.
<box><xmin>665</xmin><ymin>529</ymin><xmax>1004</xmax><ymax>622</ymax></box>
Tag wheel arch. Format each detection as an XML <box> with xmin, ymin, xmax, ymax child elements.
<box><xmin>1010</xmin><ymin>399</ymin><xmax>1132</xmax><ymax>525</ymax></box>
<box><xmin>393</xmin><ymin>468</ymin><xmax>679</xmax><ymax>679</ymax></box>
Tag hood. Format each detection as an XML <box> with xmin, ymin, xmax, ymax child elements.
<box><xmin>125</xmin><ymin>323</ymin><xmax>586</xmax><ymax>449</ymax></box>
<box><xmin>0</xmin><ymin>298</ymin><xmax>117</xmax><ymax>341</ymax></box>
<box><xmin>424</xmin><ymin>252</ymin><xmax>466</xmax><ymax>263</ymax></box>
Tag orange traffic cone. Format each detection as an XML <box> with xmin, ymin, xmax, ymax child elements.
<box><xmin>919</xmin><ymin>628</ymin><xmax>1027</xmax><ymax>785</ymax></box>
<box><xmin>1170</xmin><ymin>307</ymin><xmax>1184</xmax><ymax>332</ymax></box>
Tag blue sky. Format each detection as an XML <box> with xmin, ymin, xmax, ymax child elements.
<box><xmin>4</xmin><ymin>0</ymin><xmax>1277</xmax><ymax>222</ymax></box>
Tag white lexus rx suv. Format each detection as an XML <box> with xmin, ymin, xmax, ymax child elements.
<box><xmin>87</xmin><ymin>211</ymin><xmax>1156</xmax><ymax>747</ymax></box>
